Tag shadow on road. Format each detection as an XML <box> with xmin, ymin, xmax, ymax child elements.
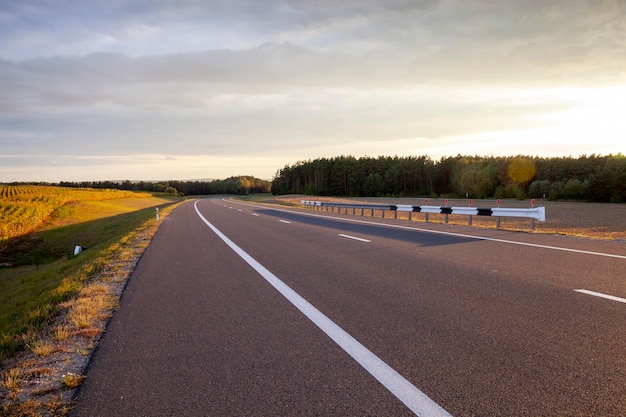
<box><xmin>255</xmin><ymin>208</ymin><xmax>479</xmax><ymax>248</ymax></box>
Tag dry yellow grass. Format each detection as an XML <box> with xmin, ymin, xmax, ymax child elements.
<box><xmin>64</xmin><ymin>287</ymin><xmax>118</xmax><ymax>330</ymax></box>
<box><xmin>2</xmin><ymin>367</ymin><xmax>23</xmax><ymax>391</ymax></box>
<box><xmin>28</xmin><ymin>339</ymin><xmax>57</xmax><ymax>357</ymax></box>
<box><xmin>53</xmin><ymin>325</ymin><xmax>71</xmax><ymax>342</ymax></box>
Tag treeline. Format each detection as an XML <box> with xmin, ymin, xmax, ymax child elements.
<box><xmin>271</xmin><ymin>154</ymin><xmax>626</xmax><ymax>203</ymax></box>
<box><xmin>59</xmin><ymin>175</ymin><xmax>272</xmax><ymax>196</ymax></box>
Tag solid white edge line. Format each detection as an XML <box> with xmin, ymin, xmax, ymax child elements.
<box><xmin>224</xmin><ymin>199</ymin><xmax>626</xmax><ymax>260</ymax></box>
<box><xmin>574</xmin><ymin>289</ymin><xmax>626</xmax><ymax>304</ymax></box>
<box><xmin>194</xmin><ymin>201</ymin><xmax>452</xmax><ymax>417</ymax></box>
<box><xmin>339</xmin><ymin>234</ymin><xmax>372</xmax><ymax>243</ymax></box>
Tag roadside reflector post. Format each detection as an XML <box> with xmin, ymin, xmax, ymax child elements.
<box><xmin>496</xmin><ymin>200</ymin><xmax>501</xmax><ymax>228</ymax></box>
<box><xmin>155</xmin><ymin>207</ymin><xmax>159</xmax><ymax>221</ymax></box>
<box><xmin>530</xmin><ymin>200</ymin><xmax>536</xmax><ymax>231</ymax></box>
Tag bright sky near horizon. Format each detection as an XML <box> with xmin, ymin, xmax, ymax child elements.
<box><xmin>1</xmin><ymin>0</ymin><xmax>625</xmax><ymax>182</ymax></box>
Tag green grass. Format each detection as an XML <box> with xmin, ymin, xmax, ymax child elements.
<box><xmin>0</xmin><ymin>195</ymin><xmax>179</xmax><ymax>359</ymax></box>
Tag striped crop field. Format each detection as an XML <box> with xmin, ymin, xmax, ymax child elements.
<box><xmin>0</xmin><ymin>185</ymin><xmax>150</xmax><ymax>242</ymax></box>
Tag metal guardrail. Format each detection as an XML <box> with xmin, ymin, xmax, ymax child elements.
<box><xmin>301</xmin><ymin>200</ymin><xmax>546</xmax><ymax>230</ymax></box>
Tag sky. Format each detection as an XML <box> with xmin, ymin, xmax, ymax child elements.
<box><xmin>1</xmin><ymin>0</ymin><xmax>625</xmax><ymax>182</ymax></box>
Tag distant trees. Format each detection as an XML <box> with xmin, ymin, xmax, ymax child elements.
<box><xmin>271</xmin><ymin>154</ymin><xmax>626</xmax><ymax>203</ymax></box>
<box><xmin>59</xmin><ymin>175</ymin><xmax>272</xmax><ymax>196</ymax></box>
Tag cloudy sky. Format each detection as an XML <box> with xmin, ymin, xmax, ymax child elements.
<box><xmin>1</xmin><ymin>0</ymin><xmax>625</xmax><ymax>182</ymax></box>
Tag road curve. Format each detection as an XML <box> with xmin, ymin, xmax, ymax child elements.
<box><xmin>71</xmin><ymin>197</ymin><xmax>626</xmax><ymax>416</ymax></box>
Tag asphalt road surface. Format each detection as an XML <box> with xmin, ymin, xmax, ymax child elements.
<box><xmin>71</xmin><ymin>197</ymin><xmax>626</xmax><ymax>416</ymax></box>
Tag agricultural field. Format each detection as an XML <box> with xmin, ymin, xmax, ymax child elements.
<box><xmin>0</xmin><ymin>185</ymin><xmax>150</xmax><ymax>242</ymax></box>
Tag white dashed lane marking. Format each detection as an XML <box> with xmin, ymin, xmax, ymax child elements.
<box><xmin>338</xmin><ymin>234</ymin><xmax>372</xmax><ymax>243</ymax></box>
<box><xmin>575</xmin><ymin>289</ymin><xmax>626</xmax><ymax>304</ymax></box>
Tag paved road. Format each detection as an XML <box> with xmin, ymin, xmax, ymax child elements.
<box><xmin>71</xmin><ymin>198</ymin><xmax>626</xmax><ymax>416</ymax></box>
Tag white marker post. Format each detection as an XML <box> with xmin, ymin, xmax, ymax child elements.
<box><xmin>155</xmin><ymin>207</ymin><xmax>159</xmax><ymax>221</ymax></box>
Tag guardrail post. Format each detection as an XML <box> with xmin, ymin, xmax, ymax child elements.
<box><xmin>496</xmin><ymin>217</ymin><xmax>501</xmax><ymax>228</ymax></box>
<box><xmin>425</xmin><ymin>212</ymin><xmax>429</xmax><ymax>222</ymax></box>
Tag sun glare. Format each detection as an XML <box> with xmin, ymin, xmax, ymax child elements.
<box><xmin>426</xmin><ymin>86</ymin><xmax>626</xmax><ymax>158</ymax></box>
<box><xmin>547</xmin><ymin>86</ymin><xmax>626</xmax><ymax>153</ymax></box>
